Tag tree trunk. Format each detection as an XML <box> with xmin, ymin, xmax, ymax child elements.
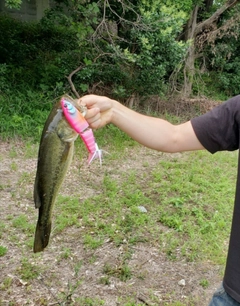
<box><xmin>180</xmin><ymin>0</ymin><xmax>240</xmax><ymax>97</ymax></box>
<box><xmin>182</xmin><ymin>5</ymin><xmax>199</xmax><ymax>97</ymax></box>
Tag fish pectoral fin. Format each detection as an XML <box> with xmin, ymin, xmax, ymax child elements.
<box><xmin>33</xmin><ymin>222</ymin><xmax>52</xmax><ymax>253</ymax></box>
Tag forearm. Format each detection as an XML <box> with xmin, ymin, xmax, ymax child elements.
<box><xmin>111</xmin><ymin>100</ymin><xmax>204</xmax><ymax>153</ymax></box>
<box><xmin>81</xmin><ymin>95</ymin><xmax>204</xmax><ymax>153</ymax></box>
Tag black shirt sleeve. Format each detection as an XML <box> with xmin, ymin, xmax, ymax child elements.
<box><xmin>191</xmin><ymin>95</ymin><xmax>240</xmax><ymax>154</ymax></box>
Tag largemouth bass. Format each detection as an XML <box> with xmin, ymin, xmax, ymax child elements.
<box><xmin>33</xmin><ymin>95</ymin><xmax>83</xmax><ymax>253</ymax></box>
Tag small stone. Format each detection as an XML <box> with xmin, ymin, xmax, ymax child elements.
<box><xmin>138</xmin><ymin>206</ymin><xmax>147</xmax><ymax>213</ymax></box>
<box><xmin>178</xmin><ymin>279</ymin><xmax>186</xmax><ymax>286</ymax></box>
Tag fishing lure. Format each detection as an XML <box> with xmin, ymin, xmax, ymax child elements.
<box><xmin>61</xmin><ymin>97</ymin><xmax>103</xmax><ymax>165</ymax></box>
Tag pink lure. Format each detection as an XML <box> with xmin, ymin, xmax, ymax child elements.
<box><xmin>61</xmin><ymin>98</ymin><xmax>103</xmax><ymax>165</ymax></box>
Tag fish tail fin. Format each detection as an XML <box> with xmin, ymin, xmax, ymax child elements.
<box><xmin>33</xmin><ymin>222</ymin><xmax>52</xmax><ymax>253</ymax></box>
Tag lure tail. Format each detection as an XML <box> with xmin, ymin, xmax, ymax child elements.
<box><xmin>79</xmin><ymin>128</ymin><xmax>104</xmax><ymax>165</ymax></box>
<box><xmin>87</xmin><ymin>143</ymin><xmax>103</xmax><ymax>165</ymax></box>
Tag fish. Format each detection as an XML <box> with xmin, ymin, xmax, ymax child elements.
<box><xmin>33</xmin><ymin>95</ymin><xmax>82</xmax><ymax>253</ymax></box>
<box><xmin>61</xmin><ymin>98</ymin><xmax>103</xmax><ymax>165</ymax></box>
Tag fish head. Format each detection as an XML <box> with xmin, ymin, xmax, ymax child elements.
<box><xmin>57</xmin><ymin>118</ymin><xmax>78</xmax><ymax>142</ymax></box>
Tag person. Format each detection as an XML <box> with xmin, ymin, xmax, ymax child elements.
<box><xmin>79</xmin><ymin>94</ymin><xmax>240</xmax><ymax>306</ymax></box>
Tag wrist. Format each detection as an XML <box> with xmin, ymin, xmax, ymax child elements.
<box><xmin>110</xmin><ymin>99</ymin><xmax>122</xmax><ymax>125</ymax></box>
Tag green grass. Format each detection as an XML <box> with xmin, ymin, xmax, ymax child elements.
<box><xmin>17</xmin><ymin>258</ymin><xmax>41</xmax><ymax>281</ymax></box>
<box><xmin>153</xmin><ymin>150</ymin><xmax>236</xmax><ymax>264</ymax></box>
<box><xmin>0</xmin><ymin>246</ymin><xmax>7</xmax><ymax>256</ymax></box>
<box><xmin>74</xmin><ymin>297</ymin><xmax>105</xmax><ymax>305</ymax></box>
<box><xmin>12</xmin><ymin>214</ymin><xmax>35</xmax><ymax>234</ymax></box>
<box><xmin>53</xmin><ymin>149</ymin><xmax>236</xmax><ymax>266</ymax></box>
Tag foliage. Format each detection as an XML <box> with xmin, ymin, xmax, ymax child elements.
<box><xmin>205</xmin><ymin>42</ymin><xmax>240</xmax><ymax>97</ymax></box>
<box><xmin>0</xmin><ymin>1</ymin><xmax>188</xmax><ymax>100</ymax></box>
<box><xmin>197</xmin><ymin>4</ymin><xmax>240</xmax><ymax>97</ymax></box>
<box><xmin>1</xmin><ymin>0</ymin><xmax>240</xmax><ymax>103</ymax></box>
<box><xmin>120</xmin><ymin>4</ymin><xmax>188</xmax><ymax>96</ymax></box>
<box><xmin>0</xmin><ymin>14</ymin><xmax>80</xmax><ymax>94</ymax></box>
<box><xmin>4</xmin><ymin>0</ymin><xmax>22</xmax><ymax>9</ymax></box>
<box><xmin>0</xmin><ymin>91</ymin><xmax>54</xmax><ymax>140</ymax></box>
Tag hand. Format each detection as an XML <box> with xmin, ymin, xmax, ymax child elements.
<box><xmin>78</xmin><ymin>94</ymin><xmax>113</xmax><ymax>129</ymax></box>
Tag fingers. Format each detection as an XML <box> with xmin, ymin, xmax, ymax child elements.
<box><xmin>77</xmin><ymin>94</ymin><xmax>113</xmax><ymax>129</ymax></box>
<box><xmin>78</xmin><ymin>95</ymin><xmax>112</xmax><ymax>112</ymax></box>
<box><xmin>84</xmin><ymin>107</ymin><xmax>101</xmax><ymax>129</ymax></box>
<box><xmin>84</xmin><ymin>107</ymin><xmax>100</xmax><ymax>119</ymax></box>
<box><xmin>78</xmin><ymin>95</ymin><xmax>99</xmax><ymax>108</ymax></box>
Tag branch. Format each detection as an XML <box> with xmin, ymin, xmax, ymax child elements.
<box><xmin>195</xmin><ymin>0</ymin><xmax>240</xmax><ymax>35</ymax></box>
<box><xmin>66</xmin><ymin>53</ymin><xmax>112</xmax><ymax>97</ymax></box>
<box><xmin>66</xmin><ymin>65</ymin><xmax>84</xmax><ymax>98</ymax></box>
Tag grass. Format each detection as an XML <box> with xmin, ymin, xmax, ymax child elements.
<box><xmin>52</xmin><ymin>148</ymin><xmax>236</xmax><ymax>266</ymax></box>
<box><xmin>2</xmin><ymin>139</ymin><xmax>236</xmax><ymax>304</ymax></box>
<box><xmin>153</xmin><ymin>150</ymin><xmax>236</xmax><ymax>264</ymax></box>
<box><xmin>17</xmin><ymin>258</ymin><xmax>41</xmax><ymax>281</ymax></box>
<box><xmin>0</xmin><ymin>246</ymin><xmax>7</xmax><ymax>257</ymax></box>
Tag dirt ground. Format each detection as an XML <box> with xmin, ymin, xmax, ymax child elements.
<box><xmin>0</xmin><ymin>140</ymin><xmax>223</xmax><ymax>306</ymax></box>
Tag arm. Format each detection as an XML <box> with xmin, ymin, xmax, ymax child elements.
<box><xmin>79</xmin><ymin>95</ymin><xmax>205</xmax><ymax>153</ymax></box>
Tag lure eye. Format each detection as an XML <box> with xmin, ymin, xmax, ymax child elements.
<box><xmin>69</xmin><ymin>106</ymin><xmax>75</xmax><ymax>114</ymax></box>
<box><xmin>63</xmin><ymin>100</ymin><xmax>75</xmax><ymax>114</ymax></box>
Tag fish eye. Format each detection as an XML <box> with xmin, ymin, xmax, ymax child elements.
<box><xmin>64</xmin><ymin>103</ymin><xmax>68</xmax><ymax>108</ymax></box>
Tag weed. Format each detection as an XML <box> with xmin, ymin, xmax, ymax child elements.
<box><xmin>59</xmin><ymin>247</ymin><xmax>72</xmax><ymax>260</ymax></box>
<box><xmin>12</xmin><ymin>214</ymin><xmax>34</xmax><ymax>235</ymax></box>
<box><xmin>0</xmin><ymin>246</ymin><xmax>7</xmax><ymax>256</ymax></box>
<box><xmin>17</xmin><ymin>171</ymin><xmax>33</xmax><ymax>186</ymax></box>
<box><xmin>74</xmin><ymin>296</ymin><xmax>105</xmax><ymax>305</ymax></box>
<box><xmin>117</xmin><ymin>296</ymin><xmax>146</xmax><ymax>305</ymax></box>
<box><xmin>0</xmin><ymin>277</ymin><xmax>12</xmax><ymax>290</ymax></box>
<box><xmin>24</xmin><ymin>142</ymin><xmax>38</xmax><ymax>158</ymax></box>
<box><xmin>10</xmin><ymin>162</ymin><xmax>18</xmax><ymax>171</ymax></box>
<box><xmin>99</xmin><ymin>276</ymin><xmax>111</xmax><ymax>285</ymax></box>
<box><xmin>83</xmin><ymin>234</ymin><xmax>104</xmax><ymax>249</ymax></box>
<box><xmin>199</xmin><ymin>279</ymin><xmax>209</xmax><ymax>288</ymax></box>
<box><xmin>103</xmin><ymin>263</ymin><xmax>132</xmax><ymax>282</ymax></box>
<box><xmin>0</xmin><ymin>221</ymin><xmax>6</xmax><ymax>238</ymax></box>
<box><xmin>17</xmin><ymin>258</ymin><xmax>41</xmax><ymax>281</ymax></box>
<box><xmin>119</xmin><ymin>264</ymin><xmax>132</xmax><ymax>281</ymax></box>
<box><xmin>50</xmin><ymin>278</ymin><xmax>97</xmax><ymax>305</ymax></box>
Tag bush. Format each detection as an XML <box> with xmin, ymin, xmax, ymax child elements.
<box><xmin>202</xmin><ymin>35</ymin><xmax>240</xmax><ymax>97</ymax></box>
<box><xmin>0</xmin><ymin>14</ymin><xmax>80</xmax><ymax>93</ymax></box>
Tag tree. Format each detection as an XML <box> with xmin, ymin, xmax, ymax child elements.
<box><xmin>63</xmin><ymin>0</ymin><xmax>189</xmax><ymax>99</ymax></box>
<box><xmin>178</xmin><ymin>0</ymin><xmax>240</xmax><ymax>97</ymax></box>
